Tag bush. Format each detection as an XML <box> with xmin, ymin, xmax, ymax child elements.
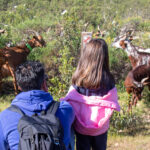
<box><xmin>110</xmin><ymin>105</ymin><xmax>144</xmax><ymax>135</ymax></box>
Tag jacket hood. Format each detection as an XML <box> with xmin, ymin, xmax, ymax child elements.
<box><xmin>61</xmin><ymin>86</ymin><xmax>120</xmax><ymax>111</ymax></box>
<box><xmin>11</xmin><ymin>90</ymin><xmax>53</xmax><ymax>112</ymax></box>
<box><xmin>60</xmin><ymin>86</ymin><xmax>120</xmax><ymax>136</ymax></box>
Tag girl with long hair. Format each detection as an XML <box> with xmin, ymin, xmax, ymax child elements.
<box><xmin>61</xmin><ymin>38</ymin><xmax>120</xmax><ymax>150</ymax></box>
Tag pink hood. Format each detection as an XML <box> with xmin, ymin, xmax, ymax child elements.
<box><xmin>60</xmin><ymin>86</ymin><xmax>120</xmax><ymax>136</ymax></box>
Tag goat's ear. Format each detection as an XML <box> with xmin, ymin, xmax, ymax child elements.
<box><xmin>18</xmin><ymin>86</ymin><xmax>22</xmax><ymax>91</ymax></box>
<box><xmin>33</xmin><ymin>35</ymin><xmax>38</xmax><ymax>40</ymax></box>
<box><xmin>120</xmin><ymin>40</ymin><xmax>127</xmax><ymax>49</ymax></box>
<box><xmin>124</xmin><ymin>43</ymin><xmax>127</xmax><ymax>48</ymax></box>
<box><xmin>129</xmin><ymin>36</ymin><xmax>133</xmax><ymax>41</ymax></box>
<box><xmin>27</xmin><ymin>36</ymin><xmax>30</xmax><ymax>40</ymax></box>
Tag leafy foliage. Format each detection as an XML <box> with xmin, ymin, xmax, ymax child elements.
<box><xmin>110</xmin><ymin>108</ymin><xmax>144</xmax><ymax>135</ymax></box>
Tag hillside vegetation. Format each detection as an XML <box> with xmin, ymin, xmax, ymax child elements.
<box><xmin>0</xmin><ymin>0</ymin><xmax>150</xmax><ymax>148</ymax></box>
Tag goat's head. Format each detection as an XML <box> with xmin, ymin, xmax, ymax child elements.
<box><xmin>94</xmin><ymin>25</ymin><xmax>106</xmax><ymax>38</ymax></box>
<box><xmin>132</xmin><ymin>83</ymin><xmax>143</xmax><ymax>100</ymax></box>
<box><xmin>112</xmin><ymin>34</ymin><xmax>126</xmax><ymax>49</ymax></box>
<box><xmin>132</xmin><ymin>76</ymin><xmax>149</xmax><ymax>99</ymax></box>
<box><xmin>112</xmin><ymin>29</ymin><xmax>134</xmax><ymax>49</ymax></box>
<box><xmin>31</xmin><ymin>35</ymin><xmax>46</xmax><ymax>47</ymax></box>
<box><xmin>27</xmin><ymin>30</ymin><xmax>46</xmax><ymax>47</ymax></box>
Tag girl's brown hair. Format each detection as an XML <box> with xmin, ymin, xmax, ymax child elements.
<box><xmin>72</xmin><ymin>38</ymin><xmax>114</xmax><ymax>89</ymax></box>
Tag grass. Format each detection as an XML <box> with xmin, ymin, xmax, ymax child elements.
<box><xmin>0</xmin><ymin>92</ymin><xmax>15</xmax><ymax>111</ymax></box>
<box><xmin>107</xmin><ymin>135</ymin><xmax>150</xmax><ymax>150</ymax></box>
<box><xmin>0</xmin><ymin>99</ymin><xmax>11</xmax><ymax>112</ymax></box>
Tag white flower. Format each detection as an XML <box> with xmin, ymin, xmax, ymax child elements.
<box><xmin>61</xmin><ymin>10</ymin><xmax>67</xmax><ymax>15</ymax></box>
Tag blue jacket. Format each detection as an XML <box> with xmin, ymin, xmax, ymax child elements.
<box><xmin>0</xmin><ymin>90</ymin><xmax>75</xmax><ymax>150</ymax></box>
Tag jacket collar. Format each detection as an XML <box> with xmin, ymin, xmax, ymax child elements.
<box><xmin>11</xmin><ymin>90</ymin><xmax>53</xmax><ymax>111</ymax></box>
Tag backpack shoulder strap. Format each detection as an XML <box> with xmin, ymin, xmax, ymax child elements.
<box><xmin>46</xmin><ymin>101</ymin><xmax>60</xmax><ymax>115</ymax></box>
<box><xmin>7</xmin><ymin>105</ymin><xmax>25</xmax><ymax>116</ymax></box>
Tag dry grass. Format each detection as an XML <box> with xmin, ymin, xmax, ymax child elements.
<box><xmin>0</xmin><ymin>101</ymin><xmax>11</xmax><ymax>111</ymax></box>
<box><xmin>107</xmin><ymin>135</ymin><xmax>150</xmax><ymax>150</ymax></box>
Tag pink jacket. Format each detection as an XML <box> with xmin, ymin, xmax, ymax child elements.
<box><xmin>60</xmin><ymin>86</ymin><xmax>120</xmax><ymax>136</ymax></box>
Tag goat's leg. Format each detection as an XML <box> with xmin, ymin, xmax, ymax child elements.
<box><xmin>128</xmin><ymin>94</ymin><xmax>136</xmax><ymax>112</ymax></box>
<box><xmin>132</xmin><ymin>94</ymin><xmax>137</xmax><ymax>107</ymax></box>
<box><xmin>148</xmin><ymin>85</ymin><xmax>150</xmax><ymax>91</ymax></box>
<box><xmin>128</xmin><ymin>102</ymin><xmax>132</xmax><ymax>112</ymax></box>
<box><xmin>134</xmin><ymin>96</ymin><xmax>138</xmax><ymax>107</ymax></box>
<box><xmin>128</xmin><ymin>95</ymin><xmax>131</xmax><ymax>111</ymax></box>
<box><xmin>132</xmin><ymin>94</ymin><xmax>135</xmax><ymax>106</ymax></box>
<box><xmin>6</xmin><ymin>64</ymin><xmax>18</xmax><ymax>94</ymax></box>
<box><xmin>128</xmin><ymin>95</ymin><xmax>133</xmax><ymax>112</ymax></box>
<box><xmin>128</xmin><ymin>101</ymin><xmax>132</xmax><ymax>113</ymax></box>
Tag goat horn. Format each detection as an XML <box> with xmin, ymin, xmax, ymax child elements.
<box><xmin>141</xmin><ymin>76</ymin><xmax>149</xmax><ymax>83</ymax></box>
<box><xmin>132</xmin><ymin>36</ymin><xmax>139</xmax><ymax>40</ymax></box>
<box><xmin>143</xmin><ymin>82</ymin><xmax>150</xmax><ymax>86</ymax></box>
<box><xmin>27</xmin><ymin>30</ymin><xmax>39</xmax><ymax>36</ymax></box>
<box><xmin>119</xmin><ymin>34</ymin><xmax>127</xmax><ymax>39</ymax></box>
<box><xmin>130</xmin><ymin>30</ymin><xmax>135</xmax><ymax>36</ymax></box>
<box><xmin>83</xmin><ymin>22</ymin><xmax>89</xmax><ymax>31</ymax></box>
<box><xmin>120</xmin><ymin>26</ymin><xmax>127</xmax><ymax>33</ymax></box>
<box><xmin>133</xmin><ymin>81</ymin><xmax>143</xmax><ymax>88</ymax></box>
<box><xmin>0</xmin><ymin>29</ymin><xmax>5</xmax><ymax>33</ymax></box>
<box><xmin>98</xmin><ymin>25</ymin><xmax>100</xmax><ymax>31</ymax></box>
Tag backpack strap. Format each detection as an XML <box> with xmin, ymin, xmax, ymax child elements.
<box><xmin>7</xmin><ymin>105</ymin><xmax>25</xmax><ymax>116</ymax></box>
<box><xmin>8</xmin><ymin>101</ymin><xmax>60</xmax><ymax>116</ymax></box>
<box><xmin>46</xmin><ymin>101</ymin><xmax>60</xmax><ymax>115</ymax></box>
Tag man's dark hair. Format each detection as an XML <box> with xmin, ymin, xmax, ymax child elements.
<box><xmin>15</xmin><ymin>61</ymin><xmax>45</xmax><ymax>91</ymax></box>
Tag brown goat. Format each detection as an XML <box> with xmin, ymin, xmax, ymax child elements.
<box><xmin>0</xmin><ymin>33</ymin><xmax>46</xmax><ymax>94</ymax></box>
<box><xmin>124</xmin><ymin>64</ymin><xmax>150</xmax><ymax>110</ymax></box>
<box><xmin>0</xmin><ymin>50</ymin><xmax>6</xmax><ymax>90</ymax></box>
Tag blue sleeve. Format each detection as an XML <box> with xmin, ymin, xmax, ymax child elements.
<box><xmin>0</xmin><ymin>110</ymin><xmax>20</xmax><ymax>150</ymax></box>
<box><xmin>70</xmin><ymin>126</ymin><xmax>75</xmax><ymax>150</ymax></box>
<box><xmin>0</xmin><ymin>121</ymin><xmax>7</xmax><ymax>150</ymax></box>
<box><xmin>56</xmin><ymin>101</ymin><xmax>75</xmax><ymax>150</ymax></box>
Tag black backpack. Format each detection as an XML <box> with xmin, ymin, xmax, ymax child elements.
<box><xmin>8</xmin><ymin>101</ymin><xmax>66</xmax><ymax>150</ymax></box>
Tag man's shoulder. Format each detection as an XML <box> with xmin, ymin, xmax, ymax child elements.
<box><xmin>0</xmin><ymin>108</ymin><xmax>11</xmax><ymax>119</ymax></box>
<box><xmin>56</xmin><ymin>101</ymin><xmax>75</xmax><ymax>120</ymax></box>
<box><xmin>0</xmin><ymin>107</ymin><xmax>21</xmax><ymax>124</ymax></box>
<box><xmin>59</xmin><ymin>100</ymin><xmax>72</xmax><ymax>108</ymax></box>
<box><xmin>59</xmin><ymin>101</ymin><xmax>74</xmax><ymax>113</ymax></box>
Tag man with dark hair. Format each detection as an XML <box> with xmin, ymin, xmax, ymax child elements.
<box><xmin>0</xmin><ymin>61</ymin><xmax>75</xmax><ymax>150</ymax></box>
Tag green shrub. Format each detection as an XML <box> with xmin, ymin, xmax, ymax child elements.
<box><xmin>110</xmin><ymin>106</ymin><xmax>144</xmax><ymax>135</ymax></box>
